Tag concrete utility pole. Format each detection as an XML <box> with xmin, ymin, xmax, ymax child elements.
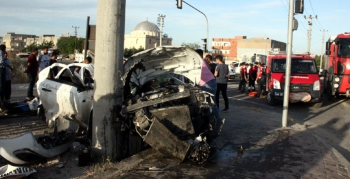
<box><xmin>93</xmin><ymin>0</ymin><xmax>126</xmax><ymax>159</ymax></box>
<box><xmin>319</xmin><ymin>29</ymin><xmax>328</xmax><ymax>70</ymax></box>
<box><xmin>72</xmin><ymin>26</ymin><xmax>79</xmax><ymax>51</ymax></box>
<box><xmin>304</xmin><ymin>15</ymin><xmax>317</xmax><ymax>53</ymax></box>
<box><xmin>282</xmin><ymin>0</ymin><xmax>295</xmax><ymax>128</ymax></box>
<box><xmin>157</xmin><ymin>14</ymin><xmax>166</xmax><ymax>46</ymax></box>
<box><xmin>84</xmin><ymin>16</ymin><xmax>90</xmax><ymax>59</ymax></box>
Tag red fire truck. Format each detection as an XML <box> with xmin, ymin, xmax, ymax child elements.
<box><xmin>323</xmin><ymin>32</ymin><xmax>350</xmax><ymax>97</ymax></box>
<box><xmin>265</xmin><ymin>53</ymin><xmax>322</xmax><ymax>106</ymax></box>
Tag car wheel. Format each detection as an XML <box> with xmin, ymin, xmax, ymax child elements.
<box><xmin>266</xmin><ymin>92</ymin><xmax>275</xmax><ymax>106</ymax></box>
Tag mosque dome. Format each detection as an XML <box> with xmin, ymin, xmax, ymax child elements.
<box><xmin>133</xmin><ymin>21</ymin><xmax>160</xmax><ymax>33</ymax></box>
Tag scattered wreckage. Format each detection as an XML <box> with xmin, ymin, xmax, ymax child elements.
<box><xmin>0</xmin><ymin>46</ymin><xmax>224</xmax><ymax>165</ymax></box>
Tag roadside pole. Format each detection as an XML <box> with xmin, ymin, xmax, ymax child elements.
<box><xmin>282</xmin><ymin>0</ymin><xmax>294</xmax><ymax>127</ymax></box>
<box><xmin>84</xmin><ymin>16</ymin><xmax>90</xmax><ymax>59</ymax></box>
<box><xmin>93</xmin><ymin>0</ymin><xmax>126</xmax><ymax>159</ymax></box>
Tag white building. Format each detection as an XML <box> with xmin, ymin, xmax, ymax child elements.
<box><xmin>124</xmin><ymin>21</ymin><xmax>172</xmax><ymax>50</ymax></box>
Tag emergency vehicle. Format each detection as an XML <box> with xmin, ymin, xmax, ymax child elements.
<box><xmin>323</xmin><ymin>32</ymin><xmax>350</xmax><ymax>97</ymax></box>
<box><xmin>265</xmin><ymin>53</ymin><xmax>322</xmax><ymax>106</ymax></box>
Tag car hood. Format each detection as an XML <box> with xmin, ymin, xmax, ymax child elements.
<box><xmin>122</xmin><ymin>46</ymin><xmax>202</xmax><ymax>86</ymax></box>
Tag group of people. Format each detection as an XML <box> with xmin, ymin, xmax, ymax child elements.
<box><xmin>196</xmin><ymin>49</ymin><xmax>230</xmax><ymax>120</ymax></box>
<box><xmin>0</xmin><ymin>45</ymin><xmax>60</xmax><ymax>113</ymax></box>
<box><xmin>238</xmin><ymin>62</ymin><xmax>266</xmax><ymax>97</ymax></box>
<box><xmin>25</xmin><ymin>47</ymin><xmax>59</xmax><ymax>101</ymax></box>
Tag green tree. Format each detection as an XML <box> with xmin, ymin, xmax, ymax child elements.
<box><xmin>38</xmin><ymin>40</ymin><xmax>54</xmax><ymax>49</ymax></box>
<box><xmin>56</xmin><ymin>37</ymin><xmax>85</xmax><ymax>54</ymax></box>
<box><xmin>124</xmin><ymin>46</ymin><xmax>145</xmax><ymax>58</ymax></box>
<box><xmin>24</xmin><ymin>42</ymin><xmax>38</xmax><ymax>52</ymax></box>
<box><xmin>181</xmin><ymin>42</ymin><xmax>201</xmax><ymax>50</ymax></box>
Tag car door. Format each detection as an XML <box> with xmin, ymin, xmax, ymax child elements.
<box><xmin>67</xmin><ymin>64</ymin><xmax>94</xmax><ymax>124</ymax></box>
<box><xmin>37</xmin><ymin>63</ymin><xmax>66</xmax><ymax>121</ymax></box>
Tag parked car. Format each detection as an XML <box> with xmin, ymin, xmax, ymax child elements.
<box><xmin>228</xmin><ymin>63</ymin><xmax>236</xmax><ymax>79</ymax></box>
<box><xmin>0</xmin><ymin>47</ymin><xmax>223</xmax><ymax>165</ymax></box>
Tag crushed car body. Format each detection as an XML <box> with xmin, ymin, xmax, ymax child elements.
<box><xmin>0</xmin><ymin>46</ymin><xmax>223</xmax><ymax>165</ymax></box>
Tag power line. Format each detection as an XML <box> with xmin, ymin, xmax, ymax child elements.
<box><xmin>308</xmin><ymin>0</ymin><xmax>324</xmax><ymax>30</ymax></box>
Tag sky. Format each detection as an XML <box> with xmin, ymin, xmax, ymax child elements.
<box><xmin>1</xmin><ymin>0</ymin><xmax>349</xmax><ymax>55</ymax></box>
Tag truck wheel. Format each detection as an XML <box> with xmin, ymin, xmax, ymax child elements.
<box><xmin>266</xmin><ymin>92</ymin><xmax>275</xmax><ymax>106</ymax></box>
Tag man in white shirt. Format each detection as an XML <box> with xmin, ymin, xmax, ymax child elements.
<box><xmin>38</xmin><ymin>47</ymin><xmax>50</xmax><ymax>72</ymax></box>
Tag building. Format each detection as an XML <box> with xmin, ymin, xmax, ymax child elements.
<box><xmin>2</xmin><ymin>32</ymin><xmax>37</xmax><ymax>51</ymax></box>
<box><xmin>124</xmin><ymin>21</ymin><xmax>172</xmax><ymax>50</ymax></box>
<box><xmin>26</xmin><ymin>34</ymin><xmax>61</xmax><ymax>48</ymax></box>
<box><xmin>0</xmin><ymin>37</ymin><xmax>3</xmax><ymax>45</ymax></box>
<box><xmin>212</xmin><ymin>36</ymin><xmax>286</xmax><ymax>63</ymax></box>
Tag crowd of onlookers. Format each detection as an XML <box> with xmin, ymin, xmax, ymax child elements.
<box><xmin>0</xmin><ymin>44</ymin><xmax>92</xmax><ymax>114</ymax></box>
<box><xmin>236</xmin><ymin>61</ymin><xmax>267</xmax><ymax>98</ymax></box>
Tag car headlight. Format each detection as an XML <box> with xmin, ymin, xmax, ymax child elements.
<box><xmin>273</xmin><ymin>79</ymin><xmax>281</xmax><ymax>89</ymax></box>
<box><xmin>334</xmin><ymin>83</ymin><xmax>339</xmax><ymax>88</ymax></box>
<box><xmin>334</xmin><ymin>77</ymin><xmax>340</xmax><ymax>82</ymax></box>
<box><xmin>313</xmin><ymin>80</ymin><xmax>320</xmax><ymax>91</ymax></box>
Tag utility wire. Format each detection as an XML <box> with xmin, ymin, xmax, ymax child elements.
<box><xmin>308</xmin><ymin>0</ymin><xmax>324</xmax><ymax>30</ymax></box>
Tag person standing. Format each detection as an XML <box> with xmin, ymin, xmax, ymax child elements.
<box><xmin>248</xmin><ymin>63</ymin><xmax>257</xmax><ymax>92</ymax></box>
<box><xmin>195</xmin><ymin>49</ymin><xmax>219</xmax><ymax>118</ymax></box>
<box><xmin>3</xmin><ymin>52</ymin><xmax>12</xmax><ymax>103</ymax></box>
<box><xmin>0</xmin><ymin>44</ymin><xmax>6</xmax><ymax>111</ymax></box>
<box><xmin>238</xmin><ymin>62</ymin><xmax>248</xmax><ymax>93</ymax></box>
<box><xmin>25</xmin><ymin>48</ymin><xmax>39</xmax><ymax>101</ymax></box>
<box><xmin>38</xmin><ymin>47</ymin><xmax>50</xmax><ymax>72</ymax></box>
<box><xmin>205</xmin><ymin>54</ymin><xmax>217</xmax><ymax>75</ymax></box>
<box><xmin>214</xmin><ymin>55</ymin><xmax>229</xmax><ymax>112</ymax></box>
<box><xmin>50</xmin><ymin>52</ymin><xmax>58</xmax><ymax>65</ymax></box>
<box><xmin>256</xmin><ymin>62</ymin><xmax>266</xmax><ymax>98</ymax></box>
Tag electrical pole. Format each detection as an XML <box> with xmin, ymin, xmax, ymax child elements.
<box><xmin>282</xmin><ymin>0</ymin><xmax>295</xmax><ymax>128</ymax></box>
<box><xmin>304</xmin><ymin>15</ymin><xmax>317</xmax><ymax>53</ymax></box>
<box><xmin>157</xmin><ymin>14</ymin><xmax>166</xmax><ymax>46</ymax></box>
<box><xmin>93</xmin><ymin>0</ymin><xmax>126</xmax><ymax>160</ymax></box>
<box><xmin>72</xmin><ymin>26</ymin><xmax>79</xmax><ymax>51</ymax></box>
<box><xmin>319</xmin><ymin>29</ymin><xmax>328</xmax><ymax>70</ymax></box>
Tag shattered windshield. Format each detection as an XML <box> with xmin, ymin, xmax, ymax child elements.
<box><xmin>271</xmin><ymin>59</ymin><xmax>317</xmax><ymax>74</ymax></box>
<box><xmin>338</xmin><ymin>39</ymin><xmax>350</xmax><ymax>58</ymax></box>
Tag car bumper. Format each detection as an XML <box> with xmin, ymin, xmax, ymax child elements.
<box><xmin>269</xmin><ymin>89</ymin><xmax>322</xmax><ymax>103</ymax></box>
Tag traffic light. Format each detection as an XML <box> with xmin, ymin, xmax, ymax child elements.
<box><xmin>202</xmin><ymin>38</ymin><xmax>207</xmax><ymax>52</ymax></box>
<box><xmin>295</xmin><ymin>0</ymin><xmax>304</xmax><ymax>14</ymax></box>
<box><xmin>176</xmin><ymin>0</ymin><xmax>182</xmax><ymax>9</ymax></box>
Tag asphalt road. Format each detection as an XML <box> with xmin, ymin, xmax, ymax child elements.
<box><xmin>2</xmin><ymin>79</ymin><xmax>350</xmax><ymax>178</ymax></box>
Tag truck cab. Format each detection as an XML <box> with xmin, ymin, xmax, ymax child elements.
<box><xmin>324</xmin><ymin>32</ymin><xmax>350</xmax><ymax>97</ymax></box>
<box><xmin>265</xmin><ymin>54</ymin><xmax>322</xmax><ymax>106</ymax></box>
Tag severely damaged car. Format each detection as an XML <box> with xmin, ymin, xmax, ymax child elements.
<box><xmin>0</xmin><ymin>46</ymin><xmax>223</xmax><ymax>165</ymax></box>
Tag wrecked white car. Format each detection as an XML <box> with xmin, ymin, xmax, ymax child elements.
<box><xmin>0</xmin><ymin>47</ymin><xmax>223</xmax><ymax>165</ymax></box>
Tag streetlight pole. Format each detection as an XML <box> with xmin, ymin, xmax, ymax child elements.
<box><xmin>282</xmin><ymin>0</ymin><xmax>294</xmax><ymax>127</ymax></box>
<box><xmin>182</xmin><ymin>1</ymin><xmax>208</xmax><ymax>52</ymax></box>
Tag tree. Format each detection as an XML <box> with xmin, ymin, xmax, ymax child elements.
<box><xmin>56</xmin><ymin>37</ymin><xmax>85</xmax><ymax>54</ymax></box>
<box><xmin>38</xmin><ymin>40</ymin><xmax>54</xmax><ymax>49</ymax></box>
<box><xmin>24</xmin><ymin>40</ymin><xmax>55</xmax><ymax>53</ymax></box>
<box><xmin>181</xmin><ymin>42</ymin><xmax>201</xmax><ymax>50</ymax></box>
<box><xmin>24</xmin><ymin>42</ymin><xmax>38</xmax><ymax>53</ymax></box>
<box><xmin>124</xmin><ymin>46</ymin><xmax>145</xmax><ymax>58</ymax></box>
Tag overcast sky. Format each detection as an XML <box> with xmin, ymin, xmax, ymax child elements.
<box><xmin>1</xmin><ymin>0</ymin><xmax>349</xmax><ymax>55</ymax></box>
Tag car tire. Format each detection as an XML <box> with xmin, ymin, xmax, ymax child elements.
<box><xmin>266</xmin><ymin>92</ymin><xmax>276</xmax><ymax>106</ymax></box>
